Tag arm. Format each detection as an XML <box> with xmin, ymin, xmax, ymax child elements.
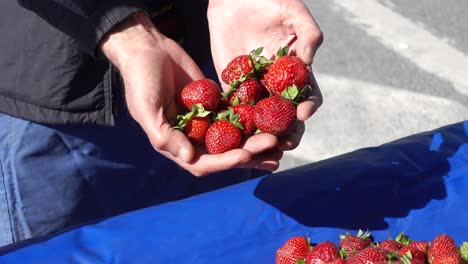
<box><xmin>17</xmin><ymin>0</ymin><xmax>144</xmax><ymax>56</ymax></box>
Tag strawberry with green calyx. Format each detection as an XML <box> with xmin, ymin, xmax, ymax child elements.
<box><xmin>254</xmin><ymin>95</ymin><xmax>296</xmax><ymax>137</ymax></box>
<box><xmin>216</xmin><ymin>107</ymin><xmax>244</xmax><ymax>130</ymax></box>
<box><xmin>252</xmin><ymin>47</ymin><xmax>273</xmax><ymax>72</ymax></box>
<box><xmin>174</xmin><ymin>105</ymin><xmax>212</xmax><ymax>145</ymax></box>
<box><xmin>217</xmin><ymin>105</ymin><xmax>255</xmax><ymax>138</ymax></box>
<box><xmin>221</xmin><ymin>55</ymin><xmax>252</xmax><ymax>85</ymax></box>
<box><xmin>281</xmin><ymin>84</ymin><xmax>312</xmax><ymax>105</ymax></box>
<box><xmin>221</xmin><ymin>47</ymin><xmax>271</xmax><ymax>85</ymax></box>
<box><xmin>204</xmin><ymin>119</ymin><xmax>242</xmax><ymax>154</ymax></box>
<box><xmin>275</xmin><ymin>46</ymin><xmax>290</xmax><ymax>61</ymax></box>
<box><xmin>398</xmin><ymin>245</ymin><xmax>426</xmax><ymax>263</ymax></box>
<box><xmin>398</xmin><ymin>252</ymin><xmax>425</xmax><ymax>264</ymax></box>
<box><xmin>378</xmin><ymin>232</ymin><xmax>407</xmax><ymax>253</ymax></box>
<box><xmin>178</xmin><ymin>79</ymin><xmax>222</xmax><ymax>111</ymax></box>
<box><xmin>305</xmin><ymin>241</ymin><xmax>341</xmax><ymax>264</ymax></box>
<box><xmin>263</xmin><ymin>47</ymin><xmax>311</xmax><ymax>97</ymax></box>
<box><xmin>428</xmin><ymin>234</ymin><xmax>459</xmax><ymax>259</ymax></box>
<box><xmin>430</xmin><ymin>252</ymin><xmax>463</xmax><ymax>264</ymax></box>
<box><xmin>393</xmin><ymin>231</ymin><xmax>430</xmax><ymax>254</ymax></box>
<box><xmin>231</xmin><ymin>104</ymin><xmax>256</xmax><ymax>136</ymax></box>
<box><xmin>339</xmin><ymin>229</ymin><xmax>373</xmax><ymax>255</ymax></box>
<box><xmin>379</xmin><ymin>239</ymin><xmax>404</xmax><ymax>253</ymax></box>
<box><xmin>276</xmin><ymin>236</ymin><xmax>311</xmax><ymax>264</ymax></box>
<box><xmin>221</xmin><ymin>75</ymin><xmax>247</xmax><ymax>100</ymax></box>
<box><xmin>224</xmin><ymin>77</ymin><xmax>262</xmax><ymax>105</ymax></box>
<box><xmin>346</xmin><ymin>246</ymin><xmax>390</xmax><ymax>264</ymax></box>
<box><xmin>395</xmin><ymin>231</ymin><xmax>413</xmax><ymax>246</ymax></box>
<box><xmin>407</xmin><ymin>241</ymin><xmax>430</xmax><ymax>254</ymax></box>
<box><xmin>428</xmin><ymin>234</ymin><xmax>462</xmax><ymax>264</ymax></box>
<box><xmin>339</xmin><ymin>248</ymin><xmax>348</xmax><ymax>259</ymax></box>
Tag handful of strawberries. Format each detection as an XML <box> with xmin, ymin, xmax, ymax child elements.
<box><xmin>276</xmin><ymin>230</ymin><xmax>468</xmax><ymax>264</ymax></box>
<box><xmin>175</xmin><ymin>46</ymin><xmax>312</xmax><ymax>154</ymax></box>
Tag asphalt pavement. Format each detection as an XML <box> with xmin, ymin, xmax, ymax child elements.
<box><xmin>279</xmin><ymin>0</ymin><xmax>468</xmax><ymax>171</ymax></box>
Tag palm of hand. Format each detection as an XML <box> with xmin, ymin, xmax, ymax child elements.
<box><xmin>208</xmin><ymin>0</ymin><xmax>322</xmax><ymax>87</ymax></box>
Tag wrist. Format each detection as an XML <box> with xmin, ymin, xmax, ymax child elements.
<box><xmin>100</xmin><ymin>11</ymin><xmax>164</xmax><ymax>71</ymax></box>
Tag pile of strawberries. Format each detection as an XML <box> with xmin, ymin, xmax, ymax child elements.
<box><xmin>276</xmin><ymin>230</ymin><xmax>468</xmax><ymax>264</ymax></box>
<box><xmin>175</xmin><ymin>47</ymin><xmax>311</xmax><ymax>154</ymax></box>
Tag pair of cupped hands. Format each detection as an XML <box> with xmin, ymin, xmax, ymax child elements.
<box><xmin>101</xmin><ymin>0</ymin><xmax>323</xmax><ymax>176</ymax></box>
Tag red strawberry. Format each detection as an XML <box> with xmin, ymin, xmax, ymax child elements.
<box><xmin>407</xmin><ymin>241</ymin><xmax>429</xmax><ymax>254</ymax></box>
<box><xmin>276</xmin><ymin>236</ymin><xmax>311</xmax><ymax>264</ymax></box>
<box><xmin>254</xmin><ymin>96</ymin><xmax>296</xmax><ymax>137</ymax></box>
<box><xmin>395</xmin><ymin>255</ymin><xmax>426</xmax><ymax>264</ymax></box>
<box><xmin>178</xmin><ymin>79</ymin><xmax>221</xmax><ymax>111</ymax></box>
<box><xmin>328</xmin><ymin>259</ymin><xmax>346</xmax><ymax>264</ymax></box>
<box><xmin>221</xmin><ymin>47</ymin><xmax>269</xmax><ymax>84</ymax></box>
<box><xmin>428</xmin><ymin>234</ymin><xmax>461</xmax><ymax>264</ymax></box>
<box><xmin>232</xmin><ymin>104</ymin><xmax>256</xmax><ymax>136</ymax></box>
<box><xmin>306</xmin><ymin>241</ymin><xmax>341</xmax><ymax>264</ymax></box>
<box><xmin>428</xmin><ymin>234</ymin><xmax>459</xmax><ymax>259</ymax></box>
<box><xmin>430</xmin><ymin>252</ymin><xmax>462</xmax><ymax>264</ymax></box>
<box><xmin>183</xmin><ymin>116</ymin><xmax>211</xmax><ymax>145</ymax></box>
<box><xmin>264</xmin><ymin>55</ymin><xmax>310</xmax><ymax>96</ymax></box>
<box><xmin>340</xmin><ymin>230</ymin><xmax>373</xmax><ymax>255</ymax></box>
<box><xmin>228</xmin><ymin>78</ymin><xmax>262</xmax><ymax>105</ymax></box>
<box><xmin>221</xmin><ymin>55</ymin><xmax>253</xmax><ymax>84</ymax></box>
<box><xmin>398</xmin><ymin>245</ymin><xmax>426</xmax><ymax>262</ymax></box>
<box><xmin>204</xmin><ymin>120</ymin><xmax>242</xmax><ymax>154</ymax></box>
<box><xmin>175</xmin><ymin>106</ymin><xmax>212</xmax><ymax>145</ymax></box>
<box><xmin>346</xmin><ymin>246</ymin><xmax>389</xmax><ymax>264</ymax></box>
<box><xmin>379</xmin><ymin>239</ymin><xmax>403</xmax><ymax>253</ymax></box>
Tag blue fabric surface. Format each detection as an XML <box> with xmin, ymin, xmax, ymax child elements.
<box><xmin>0</xmin><ymin>121</ymin><xmax>467</xmax><ymax>263</ymax></box>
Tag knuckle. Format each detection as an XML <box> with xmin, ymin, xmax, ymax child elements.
<box><xmin>313</xmin><ymin>30</ymin><xmax>324</xmax><ymax>46</ymax></box>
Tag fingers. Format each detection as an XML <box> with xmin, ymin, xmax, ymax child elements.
<box><xmin>290</xmin><ymin>2</ymin><xmax>324</xmax><ymax>65</ymax></box>
<box><xmin>238</xmin><ymin>148</ymin><xmax>284</xmax><ymax>171</ymax></box>
<box><xmin>241</xmin><ymin>133</ymin><xmax>279</xmax><ymax>155</ymax></box>
<box><xmin>297</xmin><ymin>72</ymin><xmax>323</xmax><ymax>121</ymax></box>
<box><xmin>165</xmin><ymin>133</ymin><xmax>283</xmax><ymax>176</ymax></box>
<box><xmin>142</xmin><ymin>109</ymin><xmax>195</xmax><ymax>163</ymax></box>
<box><xmin>279</xmin><ymin>121</ymin><xmax>306</xmax><ymax>151</ymax></box>
<box><xmin>289</xmin><ymin>1</ymin><xmax>323</xmax><ymax>65</ymax></box>
<box><xmin>173</xmin><ymin>148</ymin><xmax>253</xmax><ymax>177</ymax></box>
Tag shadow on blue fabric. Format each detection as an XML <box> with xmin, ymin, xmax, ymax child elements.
<box><xmin>254</xmin><ymin>121</ymin><xmax>468</xmax><ymax>230</ymax></box>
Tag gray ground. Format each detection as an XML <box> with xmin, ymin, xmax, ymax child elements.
<box><xmin>279</xmin><ymin>0</ymin><xmax>468</xmax><ymax>171</ymax></box>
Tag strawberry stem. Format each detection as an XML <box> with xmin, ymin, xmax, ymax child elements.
<box><xmin>174</xmin><ymin>104</ymin><xmax>212</xmax><ymax>130</ymax></box>
<box><xmin>395</xmin><ymin>231</ymin><xmax>412</xmax><ymax>246</ymax></box>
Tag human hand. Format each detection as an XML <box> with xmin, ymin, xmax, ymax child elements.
<box><xmin>100</xmin><ymin>12</ymin><xmax>281</xmax><ymax>176</ymax></box>
<box><xmin>208</xmin><ymin>0</ymin><xmax>323</xmax><ymax>151</ymax></box>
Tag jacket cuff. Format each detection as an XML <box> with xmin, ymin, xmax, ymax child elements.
<box><xmin>91</xmin><ymin>5</ymin><xmax>143</xmax><ymax>58</ymax></box>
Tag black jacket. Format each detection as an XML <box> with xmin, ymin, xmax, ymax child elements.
<box><xmin>0</xmin><ymin>0</ymin><xmax>210</xmax><ymax>125</ymax></box>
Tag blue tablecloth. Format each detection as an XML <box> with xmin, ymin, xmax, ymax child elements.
<box><xmin>1</xmin><ymin>121</ymin><xmax>467</xmax><ymax>263</ymax></box>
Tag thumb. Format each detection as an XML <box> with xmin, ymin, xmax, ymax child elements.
<box><xmin>141</xmin><ymin>109</ymin><xmax>195</xmax><ymax>163</ymax></box>
<box><xmin>293</xmin><ymin>13</ymin><xmax>324</xmax><ymax>65</ymax></box>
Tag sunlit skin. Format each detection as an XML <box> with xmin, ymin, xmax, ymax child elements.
<box><xmin>101</xmin><ymin>0</ymin><xmax>323</xmax><ymax>176</ymax></box>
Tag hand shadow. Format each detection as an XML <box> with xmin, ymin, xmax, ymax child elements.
<box><xmin>254</xmin><ymin>121</ymin><xmax>468</xmax><ymax>230</ymax></box>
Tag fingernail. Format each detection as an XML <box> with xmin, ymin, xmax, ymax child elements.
<box><xmin>177</xmin><ymin>147</ymin><xmax>192</xmax><ymax>162</ymax></box>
